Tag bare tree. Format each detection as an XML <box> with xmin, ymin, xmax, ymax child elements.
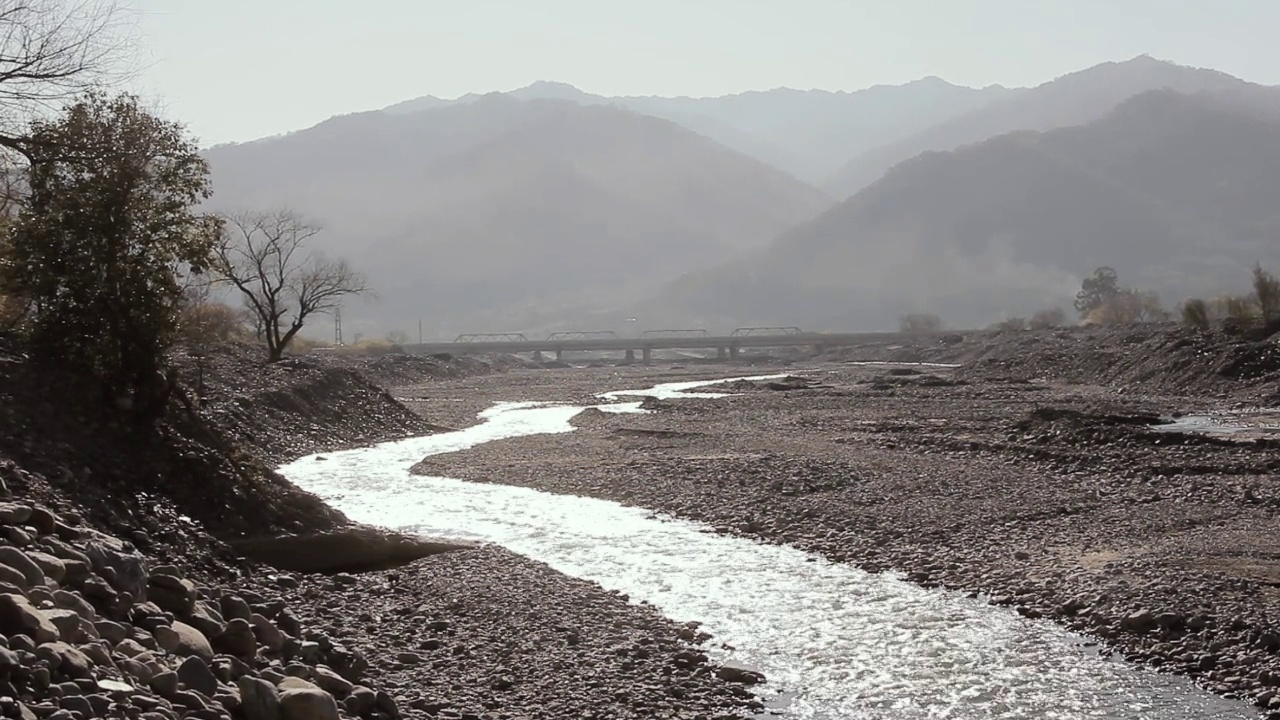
<box><xmin>0</xmin><ymin>1</ymin><xmax>133</xmax><ymax>152</ymax></box>
<box><xmin>212</xmin><ymin>210</ymin><xmax>368</xmax><ymax>362</ymax></box>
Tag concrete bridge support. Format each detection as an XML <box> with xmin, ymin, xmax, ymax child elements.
<box><xmin>716</xmin><ymin>347</ymin><xmax>726</xmax><ymax>360</ymax></box>
<box><xmin>624</xmin><ymin>349</ymin><xmax>635</xmax><ymax>363</ymax></box>
<box><xmin>642</xmin><ymin>347</ymin><xmax>652</xmax><ymax>364</ymax></box>
<box><xmin>555</xmin><ymin>349</ymin><xmax>563</xmax><ymax>362</ymax></box>
<box><xmin>533</xmin><ymin>350</ymin><xmax>544</xmax><ymax>363</ymax></box>
<box><xmin>729</xmin><ymin>346</ymin><xmax>740</xmax><ymax>360</ymax></box>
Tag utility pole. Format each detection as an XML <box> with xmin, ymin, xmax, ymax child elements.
<box><xmin>334</xmin><ymin>307</ymin><xmax>344</xmax><ymax>346</ymax></box>
<box><xmin>418</xmin><ymin>319</ymin><xmax>423</xmax><ymax>345</ymax></box>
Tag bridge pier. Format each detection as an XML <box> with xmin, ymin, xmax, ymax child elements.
<box><xmin>624</xmin><ymin>349</ymin><xmax>635</xmax><ymax>363</ymax></box>
<box><xmin>642</xmin><ymin>347</ymin><xmax>652</xmax><ymax>364</ymax></box>
<box><xmin>555</xmin><ymin>348</ymin><xmax>563</xmax><ymax>362</ymax></box>
<box><xmin>716</xmin><ymin>347</ymin><xmax>726</xmax><ymax>360</ymax></box>
<box><xmin>532</xmin><ymin>350</ymin><xmax>544</xmax><ymax>363</ymax></box>
<box><xmin>729</xmin><ymin>346</ymin><xmax>740</xmax><ymax>361</ymax></box>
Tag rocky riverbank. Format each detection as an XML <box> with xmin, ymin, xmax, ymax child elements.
<box><xmin>0</xmin><ymin>339</ymin><xmax>766</xmax><ymax>720</ymax></box>
<box><xmin>410</xmin><ymin>337</ymin><xmax>1280</xmax><ymax>717</ymax></box>
<box><xmin>0</xmin><ymin>487</ymin><xmax>397</xmax><ymax>720</ymax></box>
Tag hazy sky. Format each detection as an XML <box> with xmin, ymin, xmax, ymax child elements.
<box><xmin>129</xmin><ymin>0</ymin><xmax>1280</xmax><ymax>146</ymax></box>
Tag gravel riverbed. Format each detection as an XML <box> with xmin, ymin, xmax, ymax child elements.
<box><xmin>410</xmin><ymin>359</ymin><xmax>1280</xmax><ymax>716</ymax></box>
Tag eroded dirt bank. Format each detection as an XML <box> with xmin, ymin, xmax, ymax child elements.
<box><xmin>409</xmin><ymin>328</ymin><xmax>1280</xmax><ymax>716</ymax></box>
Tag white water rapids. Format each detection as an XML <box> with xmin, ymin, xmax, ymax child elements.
<box><xmin>278</xmin><ymin>374</ymin><xmax>1254</xmax><ymax>719</ymax></box>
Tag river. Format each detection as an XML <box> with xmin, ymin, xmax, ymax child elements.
<box><xmin>278</xmin><ymin>374</ymin><xmax>1255</xmax><ymax>719</ymax></box>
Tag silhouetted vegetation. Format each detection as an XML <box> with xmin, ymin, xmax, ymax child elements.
<box><xmin>1029</xmin><ymin>308</ymin><xmax>1067</xmax><ymax>330</ymax></box>
<box><xmin>1253</xmin><ymin>264</ymin><xmax>1280</xmax><ymax>326</ymax></box>
<box><xmin>991</xmin><ymin>317</ymin><xmax>1027</xmax><ymax>332</ymax></box>
<box><xmin>1074</xmin><ymin>267</ymin><xmax>1120</xmax><ymax>318</ymax></box>
<box><xmin>899</xmin><ymin>313</ymin><xmax>944</xmax><ymax>333</ymax></box>
<box><xmin>1084</xmin><ymin>289</ymin><xmax>1168</xmax><ymax>326</ymax></box>
<box><xmin>1180</xmin><ymin>298</ymin><xmax>1210</xmax><ymax>330</ymax></box>
<box><xmin>212</xmin><ymin>209</ymin><xmax>369</xmax><ymax>362</ymax></box>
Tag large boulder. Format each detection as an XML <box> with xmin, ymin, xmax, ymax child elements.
<box><xmin>44</xmin><ymin>609</ymin><xmax>94</xmax><ymax>644</ymax></box>
<box><xmin>279</xmin><ymin>684</ymin><xmax>339</xmax><ymax>720</ymax></box>
<box><xmin>0</xmin><ymin>594</ymin><xmax>58</xmax><ymax>642</ymax></box>
<box><xmin>147</xmin><ymin>574</ymin><xmax>197</xmax><ymax>615</ymax></box>
<box><xmin>35</xmin><ymin>641</ymin><xmax>94</xmax><ymax>679</ymax></box>
<box><xmin>0</xmin><ymin>548</ymin><xmax>45</xmax><ymax>588</ymax></box>
<box><xmin>80</xmin><ymin>531</ymin><xmax>147</xmax><ymax>600</ymax></box>
<box><xmin>228</xmin><ymin>527</ymin><xmax>475</xmax><ymax>574</ymax></box>
<box><xmin>239</xmin><ymin>676</ymin><xmax>281</xmax><ymax>720</ymax></box>
<box><xmin>156</xmin><ymin>621</ymin><xmax>214</xmax><ymax>661</ymax></box>
<box><xmin>25</xmin><ymin>551</ymin><xmax>65</xmax><ymax>583</ymax></box>
<box><xmin>213</xmin><ymin>618</ymin><xmax>258</xmax><ymax>659</ymax></box>
<box><xmin>176</xmin><ymin>655</ymin><xmax>219</xmax><ymax>697</ymax></box>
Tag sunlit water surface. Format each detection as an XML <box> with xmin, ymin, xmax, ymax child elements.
<box><xmin>279</xmin><ymin>374</ymin><xmax>1253</xmax><ymax>720</ymax></box>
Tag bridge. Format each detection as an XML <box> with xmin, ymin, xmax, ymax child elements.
<box><xmin>403</xmin><ymin>327</ymin><xmax>911</xmax><ymax>362</ymax></box>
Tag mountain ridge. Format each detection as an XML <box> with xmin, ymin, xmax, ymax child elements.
<box><xmin>203</xmin><ymin>96</ymin><xmax>832</xmax><ymax>338</ymax></box>
<box><xmin>381</xmin><ymin>78</ymin><xmax>1014</xmax><ymax>183</ymax></box>
<box><xmin>635</xmin><ymin>88</ymin><xmax>1280</xmax><ymax>332</ymax></box>
<box><xmin>823</xmin><ymin>55</ymin><xmax>1280</xmax><ymax>197</ymax></box>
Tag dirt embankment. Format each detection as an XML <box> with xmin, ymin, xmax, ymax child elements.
<box><xmin>412</xmin><ymin>337</ymin><xmax>1280</xmax><ymax>717</ymax></box>
<box><xmin>820</xmin><ymin>324</ymin><xmax>1280</xmax><ymax>401</ymax></box>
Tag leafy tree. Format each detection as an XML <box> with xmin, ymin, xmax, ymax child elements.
<box><xmin>898</xmin><ymin>313</ymin><xmax>943</xmax><ymax>333</ymax></box>
<box><xmin>1252</xmin><ymin>263</ymin><xmax>1280</xmax><ymax>325</ymax></box>
<box><xmin>212</xmin><ymin>209</ymin><xmax>369</xmax><ymax>362</ymax></box>
<box><xmin>1074</xmin><ymin>266</ymin><xmax>1120</xmax><ymax>318</ymax></box>
<box><xmin>2</xmin><ymin>92</ymin><xmax>219</xmax><ymax>419</ymax></box>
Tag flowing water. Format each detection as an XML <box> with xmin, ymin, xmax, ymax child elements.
<box><xmin>1153</xmin><ymin>410</ymin><xmax>1280</xmax><ymax>438</ymax></box>
<box><xmin>279</xmin><ymin>374</ymin><xmax>1254</xmax><ymax>720</ymax></box>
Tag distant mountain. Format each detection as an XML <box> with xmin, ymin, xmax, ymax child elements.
<box><xmin>824</xmin><ymin>55</ymin><xmax>1280</xmax><ymax>199</ymax></box>
<box><xmin>204</xmin><ymin>95</ymin><xmax>832</xmax><ymax>338</ymax></box>
<box><xmin>386</xmin><ymin>79</ymin><xmax>1013</xmax><ymax>185</ymax></box>
<box><xmin>640</xmin><ymin>89</ymin><xmax>1280</xmax><ymax>332</ymax></box>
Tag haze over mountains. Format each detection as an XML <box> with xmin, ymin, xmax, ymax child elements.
<box><xmin>385</xmin><ymin>78</ymin><xmax>1012</xmax><ymax>185</ymax></box>
<box><xmin>645</xmin><ymin>88</ymin><xmax>1280</xmax><ymax>331</ymax></box>
<box><xmin>204</xmin><ymin>96</ymin><xmax>829</xmax><ymax>337</ymax></box>
<box><xmin>204</xmin><ymin>55</ymin><xmax>1280</xmax><ymax>338</ymax></box>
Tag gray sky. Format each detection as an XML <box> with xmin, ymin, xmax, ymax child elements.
<box><xmin>129</xmin><ymin>0</ymin><xmax>1280</xmax><ymax>147</ymax></box>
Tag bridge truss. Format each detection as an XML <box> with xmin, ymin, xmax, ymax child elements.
<box><xmin>455</xmin><ymin>333</ymin><xmax>528</xmax><ymax>343</ymax></box>
<box><xmin>545</xmin><ymin>331</ymin><xmax>618</xmax><ymax>341</ymax></box>
<box><xmin>641</xmin><ymin>329</ymin><xmax>711</xmax><ymax>338</ymax></box>
<box><xmin>731</xmin><ymin>326</ymin><xmax>804</xmax><ymax>337</ymax></box>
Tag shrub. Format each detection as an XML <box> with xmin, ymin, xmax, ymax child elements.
<box><xmin>991</xmin><ymin>317</ymin><xmax>1027</xmax><ymax>332</ymax></box>
<box><xmin>899</xmin><ymin>313</ymin><xmax>944</xmax><ymax>333</ymax></box>
<box><xmin>179</xmin><ymin>302</ymin><xmax>245</xmax><ymax>347</ymax></box>
<box><xmin>1180</xmin><ymin>298</ymin><xmax>1210</xmax><ymax>330</ymax></box>
<box><xmin>1029</xmin><ymin>308</ymin><xmax>1067</xmax><ymax>330</ymax></box>
<box><xmin>1253</xmin><ymin>264</ymin><xmax>1280</xmax><ymax>324</ymax></box>
<box><xmin>1215</xmin><ymin>295</ymin><xmax>1258</xmax><ymax>325</ymax></box>
<box><xmin>1085</xmin><ymin>290</ymin><xmax>1168</xmax><ymax>325</ymax></box>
